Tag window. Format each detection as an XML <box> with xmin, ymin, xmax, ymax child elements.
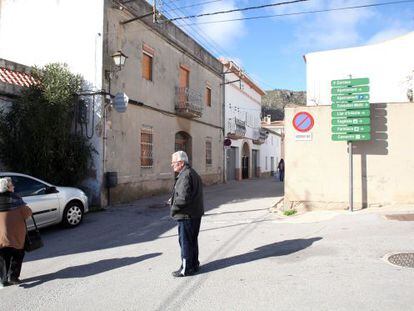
<box><xmin>205</xmin><ymin>86</ymin><xmax>211</xmax><ymax>107</ymax></box>
<box><xmin>142</xmin><ymin>52</ymin><xmax>153</xmax><ymax>81</ymax></box>
<box><xmin>179</xmin><ymin>65</ymin><xmax>190</xmax><ymax>88</ymax></box>
<box><xmin>12</xmin><ymin>176</ymin><xmax>47</xmax><ymax>197</ymax></box>
<box><xmin>206</xmin><ymin>139</ymin><xmax>212</xmax><ymax>167</ymax></box>
<box><xmin>265</xmin><ymin>156</ymin><xmax>268</xmax><ymax>170</ymax></box>
<box><xmin>141</xmin><ymin>126</ymin><xmax>153</xmax><ymax>168</ymax></box>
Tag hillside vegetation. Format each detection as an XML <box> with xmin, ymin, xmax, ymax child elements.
<box><xmin>262</xmin><ymin>89</ymin><xmax>306</xmax><ymax>120</ymax></box>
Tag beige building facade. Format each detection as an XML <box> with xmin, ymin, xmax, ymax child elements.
<box><xmin>103</xmin><ymin>0</ymin><xmax>224</xmax><ymax>203</ymax></box>
<box><xmin>285</xmin><ymin>103</ymin><xmax>414</xmax><ymax>210</ymax></box>
<box><xmin>285</xmin><ymin>32</ymin><xmax>414</xmax><ymax>210</ymax></box>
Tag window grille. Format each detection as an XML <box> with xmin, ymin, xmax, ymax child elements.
<box><xmin>206</xmin><ymin>139</ymin><xmax>212</xmax><ymax>166</ymax></box>
<box><xmin>141</xmin><ymin>127</ymin><xmax>153</xmax><ymax>168</ymax></box>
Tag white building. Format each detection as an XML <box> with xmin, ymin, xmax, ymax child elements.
<box><xmin>221</xmin><ymin>59</ymin><xmax>267</xmax><ymax>180</ymax></box>
<box><xmin>305</xmin><ymin>31</ymin><xmax>414</xmax><ymax>106</ymax></box>
<box><xmin>261</xmin><ymin>116</ymin><xmax>283</xmax><ymax>175</ymax></box>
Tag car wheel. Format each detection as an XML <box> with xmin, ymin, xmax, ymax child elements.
<box><xmin>62</xmin><ymin>202</ymin><xmax>84</xmax><ymax>228</ymax></box>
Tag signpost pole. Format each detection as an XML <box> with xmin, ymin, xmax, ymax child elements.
<box><xmin>348</xmin><ymin>141</ymin><xmax>353</xmax><ymax>212</ymax></box>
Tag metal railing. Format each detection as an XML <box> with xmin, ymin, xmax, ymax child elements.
<box><xmin>175</xmin><ymin>87</ymin><xmax>203</xmax><ymax>118</ymax></box>
<box><xmin>227</xmin><ymin>117</ymin><xmax>246</xmax><ymax>139</ymax></box>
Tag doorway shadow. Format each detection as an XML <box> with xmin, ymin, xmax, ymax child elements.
<box><xmin>20</xmin><ymin>252</ymin><xmax>162</xmax><ymax>288</ymax></box>
<box><xmin>198</xmin><ymin>237</ymin><xmax>322</xmax><ymax>274</ymax></box>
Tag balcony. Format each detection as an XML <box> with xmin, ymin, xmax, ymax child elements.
<box><xmin>175</xmin><ymin>87</ymin><xmax>203</xmax><ymax>118</ymax></box>
<box><xmin>227</xmin><ymin>117</ymin><xmax>246</xmax><ymax>139</ymax></box>
<box><xmin>253</xmin><ymin>128</ymin><xmax>269</xmax><ymax>144</ymax></box>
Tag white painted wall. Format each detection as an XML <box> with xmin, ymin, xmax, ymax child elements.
<box><xmin>224</xmin><ymin>70</ymin><xmax>262</xmax><ymax>140</ymax></box>
<box><xmin>260</xmin><ymin>132</ymin><xmax>281</xmax><ymax>174</ymax></box>
<box><xmin>306</xmin><ymin>32</ymin><xmax>414</xmax><ymax>106</ymax></box>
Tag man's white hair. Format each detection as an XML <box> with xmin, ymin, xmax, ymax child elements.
<box><xmin>0</xmin><ymin>177</ymin><xmax>11</xmax><ymax>193</ymax></box>
<box><xmin>173</xmin><ymin>150</ymin><xmax>189</xmax><ymax>163</ymax></box>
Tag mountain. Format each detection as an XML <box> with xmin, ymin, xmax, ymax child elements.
<box><xmin>261</xmin><ymin>89</ymin><xmax>306</xmax><ymax>120</ymax></box>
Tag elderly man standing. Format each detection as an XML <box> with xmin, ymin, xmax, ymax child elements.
<box><xmin>170</xmin><ymin>151</ymin><xmax>204</xmax><ymax>277</ymax></box>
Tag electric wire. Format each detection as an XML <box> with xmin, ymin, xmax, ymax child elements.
<box><xmin>164</xmin><ymin>0</ymin><xmax>224</xmax><ymax>12</ymax></box>
<box><xmin>178</xmin><ymin>0</ymin><xmax>414</xmax><ymax>25</ymax></box>
<box><xmin>161</xmin><ymin>1</ymin><xmax>232</xmax><ymax>61</ymax></box>
<box><xmin>165</xmin><ymin>0</ymin><xmax>309</xmax><ymax>22</ymax></box>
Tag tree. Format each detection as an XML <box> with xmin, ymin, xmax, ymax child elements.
<box><xmin>0</xmin><ymin>63</ymin><xmax>94</xmax><ymax>185</ymax></box>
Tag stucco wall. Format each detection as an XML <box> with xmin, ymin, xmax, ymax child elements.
<box><xmin>260</xmin><ymin>132</ymin><xmax>281</xmax><ymax>174</ymax></box>
<box><xmin>105</xmin><ymin>4</ymin><xmax>222</xmax><ymax>129</ymax></box>
<box><xmin>103</xmin><ymin>3</ymin><xmax>224</xmax><ymax>204</ymax></box>
<box><xmin>285</xmin><ymin>103</ymin><xmax>414</xmax><ymax>210</ymax></box>
<box><xmin>105</xmin><ymin>104</ymin><xmax>223</xmax><ymax>203</ymax></box>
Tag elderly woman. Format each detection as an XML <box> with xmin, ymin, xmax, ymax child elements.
<box><xmin>0</xmin><ymin>177</ymin><xmax>32</xmax><ymax>288</ymax></box>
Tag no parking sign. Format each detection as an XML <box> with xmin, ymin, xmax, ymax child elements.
<box><xmin>293</xmin><ymin>112</ymin><xmax>314</xmax><ymax>140</ymax></box>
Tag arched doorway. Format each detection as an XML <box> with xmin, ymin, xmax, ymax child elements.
<box><xmin>242</xmin><ymin>142</ymin><xmax>249</xmax><ymax>179</ymax></box>
<box><xmin>175</xmin><ymin>131</ymin><xmax>192</xmax><ymax>164</ymax></box>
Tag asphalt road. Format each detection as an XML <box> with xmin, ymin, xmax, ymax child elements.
<box><xmin>1</xmin><ymin>178</ymin><xmax>413</xmax><ymax>311</ymax></box>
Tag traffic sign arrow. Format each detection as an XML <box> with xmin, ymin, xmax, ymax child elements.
<box><xmin>331</xmin><ymin>86</ymin><xmax>369</xmax><ymax>94</ymax></box>
<box><xmin>331</xmin><ymin>125</ymin><xmax>371</xmax><ymax>133</ymax></box>
<box><xmin>331</xmin><ymin>102</ymin><xmax>370</xmax><ymax>110</ymax></box>
<box><xmin>331</xmin><ymin>94</ymin><xmax>369</xmax><ymax>102</ymax></box>
<box><xmin>332</xmin><ymin>109</ymin><xmax>370</xmax><ymax>118</ymax></box>
<box><xmin>331</xmin><ymin>78</ymin><xmax>369</xmax><ymax>87</ymax></box>
<box><xmin>331</xmin><ymin>117</ymin><xmax>371</xmax><ymax>125</ymax></box>
<box><xmin>332</xmin><ymin>133</ymin><xmax>371</xmax><ymax>141</ymax></box>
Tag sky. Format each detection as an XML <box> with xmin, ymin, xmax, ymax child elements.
<box><xmin>156</xmin><ymin>0</ymin><xmax>414</xmax><ymax>91</ymax></box>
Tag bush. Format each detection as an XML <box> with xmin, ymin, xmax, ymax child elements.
<box><xmin>283</xmin><ymin>209</ymin><xmax>297</xmax><ymax>216</ymax></box>
<box><xmin>0</xmin><ymin>63</ymin><xmax>94</xmax><ymax>185</ymax></box>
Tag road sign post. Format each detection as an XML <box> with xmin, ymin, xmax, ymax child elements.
<box><xmin>331</xmin><ymin>77</ymin><xmax>371</xmax><ymax>212</ymax></box>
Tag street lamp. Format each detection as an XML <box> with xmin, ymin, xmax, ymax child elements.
<box><xmin>106</xmin><ymin>50</ymin><xmax>128</xmax><ymax>95</ymax></box>
<box><xmin>111</xmin><ymin>50</ymin><xmax>128</xmax><ymax>70</ymax></box>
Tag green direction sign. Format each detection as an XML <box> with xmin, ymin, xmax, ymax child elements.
<box><xmin>331</xmin><ymin>125</ymin><xmax>371</xmax><ymax>133</ymax></box>
<box><xmin>332</xmin><ymin>102</ymin><xmax>370</xmax><ymax>110</ymax></box>
<box><xmin>331</xmin><ymin>86</ymin><xmax>369</xmax><ymax>94</ymax></box>
<box><xmin>332</xmin><ymin>109</ymin><xmax>370</xmax><ymax>118</ymax></box>
<box><xmin>331</xmin><ymin>78</ymin><xmax>369</xmax><ymax>87</ymax></box>
<box><xmin>331</xmin><ymin>117</ymin><xmax>371</xmax><ymax>125</ymax></box>
<box><xmin>331</xmin><ymin>94</ymin><xmax>369</xmax><ymax>102</ymax></box>
<box><xmin>332</xmin><ymin>133</ymin><xmax>371</xmax><ymax>141</ymax></box>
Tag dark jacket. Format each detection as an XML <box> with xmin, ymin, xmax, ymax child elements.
<box><xmin>171</xmin><ymin>165</ymin><xmax>204</xmax><ymax>220</ymax></box>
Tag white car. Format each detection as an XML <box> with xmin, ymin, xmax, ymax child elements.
<box><xmin>0</xmin><ymin>172</ymin><xmax>89</xmax><ymax>229</ymax></box>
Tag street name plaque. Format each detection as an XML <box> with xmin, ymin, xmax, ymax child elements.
<box><xmin>332</xmin><ymin>133</ymin><xmax>371</xmax><ymax>141</ymax></box>
<box><xmin>332</xmin><ymin>102</ymin><xmax>370</xmax><ymax>110</ymax></box>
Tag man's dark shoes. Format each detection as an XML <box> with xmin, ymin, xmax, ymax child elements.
<box><xmin>7</xmin><ymin>278</ymin><xmax>22</xmax><ymax>285</ymax></box>
<box><xmin>172</xmin><ymin>268</ymin><xmax>196</xmax><ymax>277</ymax></box>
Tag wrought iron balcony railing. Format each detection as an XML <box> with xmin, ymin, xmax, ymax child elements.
<box><xmin>227</xmin><ymin>117</ymin><xmax>246</xmax><ymax>139</ymax></box>
<box><xmin>253</xmin><ymin>128</ymin><xmax>269</xmax><ymax>144</ymax></box>
<box><xmin>175</xmin><ymin>87</ymin><xmax>203</xmax><ymax>118</ymax></box>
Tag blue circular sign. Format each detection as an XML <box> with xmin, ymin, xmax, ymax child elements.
<box><xmin>293</xmin><ymin>112</ymin><xmax>314</xmax><ymax>132</ymax></box>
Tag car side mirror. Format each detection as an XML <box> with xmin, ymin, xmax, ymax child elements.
<box><xmin>45</xmin><ymin>186</ymin><xmax>59</xmax><ymax>194</ymax></box>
